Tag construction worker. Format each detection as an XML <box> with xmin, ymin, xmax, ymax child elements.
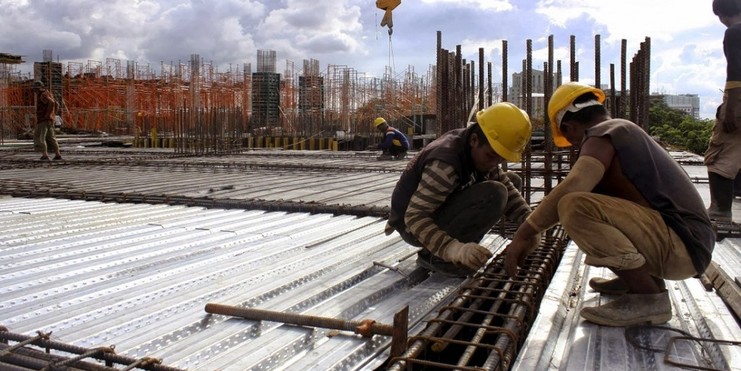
<box><xmin>504</xmin><ymin>82</ymin><xmax>714</xmax><ymax>327</ymax></box>
<box><xmin>385</xmin><ymin>102</ymin><xmax>535</xmax><ymax>277</ymax></box>
<box><xmin>705</xmin><ymin>0</ymin><xmax>741</xmax><ymax>222</ymax></box>
<box><xmin>373</xmin><ymin>117</ymin><xmax>410</xmax><ymax>160</ymax></box>
<box><xmin>32</xmin><ymin>80</ymin><xmax>63</xmax><ymax>161</ymax></box>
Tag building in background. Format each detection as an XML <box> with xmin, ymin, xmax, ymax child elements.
<box><xmin>509</xmin><ymin>69</ymin><xmax>557</xmax><ymax>120</ymax></box>
<box><xmin>655</xmin><ymin>93</ymin><xmax>700</xmax><ymax>119</ymax></box>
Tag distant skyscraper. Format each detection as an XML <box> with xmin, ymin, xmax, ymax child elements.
<box><xmin>509</xmin><ymin>69</ymin><xmax>557</xmax><ymax>119</ymax></box>
<box><xmin>656</xmin><ymin>94</ymin><xmax>700</xmax><ymax>119</ymax></box>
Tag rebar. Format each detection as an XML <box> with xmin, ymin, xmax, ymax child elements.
<box><xmin>0</xmin><ymin>328</ymin><xmax>184</xmax><ymax>371</ymax></box>
<box><xmin>205</xmin><ymin>304</ymin><xmax>395</xmax><ymax>337</ymax></box>
<box><xmin>387</xmin><ymin>226</ymin><xmax>569</xmax><ymax>370</ymax></box>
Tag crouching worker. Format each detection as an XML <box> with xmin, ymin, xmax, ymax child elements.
<box><xmin>504</xmin><ymin>82</ymin><xmax>715</xmax><ymax>326</ymax></box>
<box><xmin>385</xmin><ymin>102</ymin><xmax>535</xmax><ymax>277</ymax></box>
<box><xmin>373</xmin><ymin>117</ymin><xmax>410</xmax><ymax>160</ymax></box>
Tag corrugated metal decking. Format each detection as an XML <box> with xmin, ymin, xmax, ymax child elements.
<box><xmin>0</xmin><ymin>148</ymin><xmax>739</xmax><ymax>370</ymax></box>
<box><xmin>1</xmin><ymin>196</ymin><xmax>482</xmax><ymax>370</ymax></box>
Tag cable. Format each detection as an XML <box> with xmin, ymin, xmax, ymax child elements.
<box><xmin>624</xmin><ymin>324</ymin><xmax>741</xmax><ymax>371</ymax></box>
<box><xmin>388</xmin><ymin>32</ymin><xmax>395</xmax><ymax>76</ymax></box>
<box><xmin>624</xmin><ymin>324</ymin><xmax>691</xmax><ymax>352</ymax></box>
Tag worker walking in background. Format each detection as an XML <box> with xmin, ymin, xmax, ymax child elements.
<box><xmin>705</xmin><ymin>0</ymin><xmax>741</xmax><ymax>222</ymax></box>
<box><xmin>373</xmin><ymin>117</ymin><xmax>410</xmax><ymax>160</ymax></box>
<box><xmin>32</xmin><ymin>80</ymin><xmax>63</xmax><ymax>161</ymax></box>
<box><xmin>504</xmin><ymin>82</ymin><xmax>714</xmax><ymax>327</ymax></box>
<box><xmin>385</xmin><ymin>102</ymin><xmax>536</xmax><ymax>277</ymax></box>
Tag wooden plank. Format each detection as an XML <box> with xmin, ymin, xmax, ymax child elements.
<box><xmin>703</xmin><ymin>261</ymin><xmax>741</xmax><ymax>319</ymax></box>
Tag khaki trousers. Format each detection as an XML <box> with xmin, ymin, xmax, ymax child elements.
<box><xmin>34</xmin><ymin>120</ymin><xmax>59</xmax><ymax>153</ymax></box>
<box><xmin>704</xmin><ymin>92</ymin><xmax>741</xmax><ymax>179</ymax></box>
<box><xmin>557</xmin><ymin>192</ymin><xmax>696</xmax><ymax>280</ymax></box>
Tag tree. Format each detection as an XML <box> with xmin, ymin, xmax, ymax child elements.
<box><xmin>648</xmin><ymin>100</ymin><xmax>713</xmax><ymax>155</ymax></box>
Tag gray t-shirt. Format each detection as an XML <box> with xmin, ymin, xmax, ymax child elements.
<box><xmin>585</xmin><ymin>119</ymin><xmax>714</xmax><ymax>275</ymax></box>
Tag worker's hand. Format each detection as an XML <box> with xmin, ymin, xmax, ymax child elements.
<box><xmin>504</xmin><ymin>232</ymin><xmax>541</xmax><ymax>277</ymax></box>
<box><xmin>442</xmin><ymin>241</ymin><xmax>493</xmax><ymax>271</ymax></box>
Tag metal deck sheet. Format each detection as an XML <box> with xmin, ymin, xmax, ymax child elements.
<box><xmin>1</xmin><ymin>147</ymin><xmax>740</xmax><ymax>371</ymax></box>
<box><xmin>0</xmin><ymin>196</ymin><xmax>510</xmax><ymax>370</ymax></box>
<box><xmin>514</xmin><ymin>238</ymin><xmax>741</xmax><ymax>371</ymax></box>
<box><xmin>0</xmin><ymin>149</ymin><xmax>555</xmax><ymax>216</ymax></box>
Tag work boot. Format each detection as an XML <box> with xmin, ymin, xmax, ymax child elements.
<box><xmin>416</xmin><ymin>249</ymin><xmax>475</xmax><ymax>277</ymax></box>
<box><xmin>376</xmin><ymin>154</ymin><xmax>393</xmax><ymax>161</ymax></box>
<box><xmin>580</xmin><ymin>290</ymin><xmax>672</xmax><ymax>327</ymax></box>
<box><xmin>707</xmin><ymin>172</ymin><xmax>733</xmax><ymax>221</ymax></box>
<box><xmin>588</xmin><ymin>276</ymin><xmax>666</xmax><ymax>295</ymax></box>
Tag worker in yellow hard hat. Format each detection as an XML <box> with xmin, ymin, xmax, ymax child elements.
<box><xmin>372</xmin><ymin>117</ymin><xmax>410</xmax><ymax>160</ymax></box>
<box><xmin>385</xmin><ymin>102</ymin><xmax>537</xmax><ymax>277</ymax></box>
<box><xmin>504</xmin><ymin>81</ymin><xmax>714</xmax><ymax>327</ymax></box>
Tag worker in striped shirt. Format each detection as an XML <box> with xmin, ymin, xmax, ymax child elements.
<box><xmin>385</xmin><ymin>102</ymin><xmax>536</xmax><ymax>277</ymax></box>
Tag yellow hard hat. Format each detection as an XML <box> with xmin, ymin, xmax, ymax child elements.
<box><xmin>475</xmin><ymin>102</ymin><xmax>532</xmax><ymax>162</ymax></box>
<box><xmin>547</xmin><ymin>82</ymin><xmax>606</xmax><ymax>147</ymax></box>
<box><xmin>373</xmin><ymin>117</ymin><xmax>387</xmax><ymax>127</ymax></box>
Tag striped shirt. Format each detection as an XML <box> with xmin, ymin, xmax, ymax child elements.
<box><xmin>404</xmin><ymin>159</ymin><xmax>531</xmax><ymax>257</ymax></box>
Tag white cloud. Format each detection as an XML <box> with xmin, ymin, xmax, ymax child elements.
<box><xmin>537</xmin><ymin>0</ymin><xmax>718</xmax><ymax>44</ymax></box>
<box><xmin>0</xmin><ymin>0</ymin><xmax>728</xmax><ymax>118</ymax></box>
<box><xmin>421</xmin><ymin>0</ymin><xmax>514</xmax><ymax>11</ymax></box>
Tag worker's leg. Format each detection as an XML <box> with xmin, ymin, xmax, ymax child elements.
<box><xmin>377</xmin><ymin>148</ymin><xmax>393</xmax><ymax>160</ymax></box>
<box><xmin>34</xmin><ymin>121</ymin><xmax>50</xmax><ymax>159</ymax></box>
<box><xmin>435</xmin><ymin>180</ymin><xmax>508</xmax><ymax>242</ymax></box>
<box><xmin>416</xmin><ymin>181</ymin><xmax>508</xmax><ymax>276</ymax></box>
<box><xmin>557</xmin><ymin>192</ymin><xmax>696</xmax><ymax>326</ymax></box>
<box><xmin>45</xmin><ymin>122</ymin><xmax>62</xmax><ymax>160</ymax></box>
<box><xmin>704</xmin><ymin>98</ymin><xmax>741</xmax><ymax>220</ymax></box>
<box><xmin>389</xmin><ymin>145</ymin><xmax>407</xmax><ymax>160</ymax></box>
<box><xmin>735</xmin><ymin>171</ymin><xmax>741</xmax><ymax>198</ymax></box>
<box><xmin>707</xmin><ymin>172</ymin><xmax>733</xmax><ymax>221</ymax></box>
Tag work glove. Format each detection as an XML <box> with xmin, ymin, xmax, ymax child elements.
<box><xmin>441</xmin><ymin>241</ymin><xmax>493</xmax><ymax>271</ymax></box>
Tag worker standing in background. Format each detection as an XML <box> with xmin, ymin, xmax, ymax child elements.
<box><xmin>504</xmin><ymin>82</ymin><xmax>714</xmax><ymax>327</ymax></box>
<box><xmin>385</xmin><ymin>102</ymin><xmax>536</xmax><ymax>277</ymax></box>
<box><xmin>705</xmin><ymin>0</ymin><xmax>741</xmax><ymax>222</ymax></box>
<box><xmin>32</xmin><ymin>80</ymin><xmax>63</xmax><ymax>161</ymax></box>
<box><xmin>373</xmin><ymin>117</ymin><xmax>410</xmax><ymax>160</ymax></box>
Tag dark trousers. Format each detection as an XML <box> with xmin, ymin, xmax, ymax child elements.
<box><xmin>383</xmin><ymin>145</ymin><xmax>407</xmax><ymax>156</ymax></box>
<box><xmin>397</xmin><ymin>177</ymin><xmax>515</xmax><ymax>247</ymax></box>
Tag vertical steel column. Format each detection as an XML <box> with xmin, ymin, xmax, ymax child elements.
<box><xmin>502</xmin><ymin>40</ymin><xmax>508</xmax><ymax>102</ymax></box>
<box><xmin>594</xmin><ymin>34</ymin><xmax>601</xmax><ymax>88</ymax></box>
<box><xmin>570</xmin><ymin>35</ymin><xmax>577</xmax><ymax>82</ymax></box>
<box><xmin>544</xmin><ymin>35</ymin><xmax>554</xmax><ymax>194</ymax></box>
<box><xmin>620</xmin><ymin>39</ymin><xmax>627</xmax><ymax>119</ymax></box>
<box><xmin>524</xmin><ymin>40</ymin><xmax>533</xmax><ymax>204</ymax></box>
<box><xmin>641</xmin><ymin>37</ymin><xmax>651</xmax><ymax>129</ymax></box>
<box><xmin>479</xmin><ymin>48</ymin><xmax>485</xmax><ymax>111</ymax></box>
<box><xmin>487</xmin><ymin>62</ymin><xmax>493</xmax><ymax>107</ymax></box>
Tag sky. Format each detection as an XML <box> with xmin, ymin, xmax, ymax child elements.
<box><xmin>0</xmin><ymin>0</ymin><xmax>726</xmax><ymax>119</ymax></box>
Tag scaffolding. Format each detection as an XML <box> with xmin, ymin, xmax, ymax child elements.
<box><xmin>0</xmin><ymin>32</ymin><xmax>650</xmax><ymax>155</ymax></box>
